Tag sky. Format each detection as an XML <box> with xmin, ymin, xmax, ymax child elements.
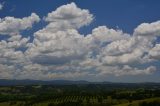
<box><xmin>0</xmin><ymin>0</ymin><xmax>160</xmax><ymax>82</ymax></box>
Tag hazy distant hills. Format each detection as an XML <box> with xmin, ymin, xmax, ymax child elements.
<box><xmin>0</xmin><ymin>79</ymin><xmax>91</xmax><ymax>86</ymax></box>
<box><xmin>0</xmin><ymin>79</ymin><xmax>159</xmax><ymax>86</ymax></box>
<box><xmin>0</xmin><ymin>79</ymin><xmax>104</xmax><ymax>86</ymax></box>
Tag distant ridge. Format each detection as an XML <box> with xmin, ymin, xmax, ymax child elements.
<box><xmin>0</xmin><ymin>79</ymin><xmax>91</xmax><ymax>86</ymax></box>
<box><xmin>0</xmin><ymin>79</ymin><xmax>159</xmax><ymax>86</ymax></box>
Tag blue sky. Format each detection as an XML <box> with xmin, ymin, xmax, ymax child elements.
<box><xmin>0</xmin><ymin>0</ymin><xmax>160</xmax><ymax>82</ymax></box>
<box><xmin>1</xmin><ymin>0</ymin><xmax>160</xmax><ymax>34</ymax></box>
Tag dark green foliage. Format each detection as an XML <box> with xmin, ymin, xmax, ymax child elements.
<box><xmin>0</xmin><ymin>83</ymin><xmax>160</xmax><ymax>106</ymax></box>
<box><xmin>48</xmin><ymin>103</ymin><xmax>55</xmax><ymax>106</ymax></box>
<box><xmin>139</xmin><ymin>101</ymin><xmax>160</xmax><ymax>106</ymax></box>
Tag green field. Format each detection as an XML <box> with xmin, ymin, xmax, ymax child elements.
<box><xmin>0</xmin><ymin>84</ymin><xmax>160</xmax><ymax>106</ymax></box>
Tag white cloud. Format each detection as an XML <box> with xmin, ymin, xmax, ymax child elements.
<box><xmin>25</xmin><ymin>2</ymin><xmax>94</xmax><ymax>66</ymax></box>
<box><xmin>0</xmin><ymin>64</ymin><xmax>14</xmax><ymax>79</ymax></box>
<box><xmin>0</xmin><ymin>2</ymin><xmax>159</xmax><ymax>80</ymax></box>
<box><xmin>0</xmin><ymin>13</ymin><xmax>40</xmax><ymax>35</ymax></box>
<box><xmin>101</xmin><ymin>49</ymin><xmax>143</xmax><ymax>65</ymax></box>
<box><xmin>7</xmin><ymin>36</ymin><xmax>30</xmax><ymax>48</ymax></box>
<box><xmin>27</xmin><ymin>29</ymin><xmax>88</xmax><ymax>65</ymax></box>
<box><xmin>45</xmin><ymin>2</ymin><xmax>93</xmax><ymax>29</ymax></box>
<box><xmin>97</xmin><ymin>65</ymin><xmax>156</xmax><ymax>77</ymax></box>
<box><xmin>90</xmin><ymin>26</ymin><xmax>130</xmax><ymax>43</ymax></box>
<box><xmin>149</xmin><ymin>44</ymin><xmax>160</xmax><ymax>60</ymax></box>
<box><xmin>134</xmin><ymin>21</ymin><xmax>160</xmax><ymax>37</ymax></box>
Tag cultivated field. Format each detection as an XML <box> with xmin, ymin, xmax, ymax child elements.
<box><xmin>0</xmin><ymin>83</ymin><xmax>160</xmax><ymax>106</ymax></box>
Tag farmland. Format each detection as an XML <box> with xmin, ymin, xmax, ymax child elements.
<box><xmin>0</xmin><ymin>83</ymin><xmax>160</xmax><ymax>106</ymax></box>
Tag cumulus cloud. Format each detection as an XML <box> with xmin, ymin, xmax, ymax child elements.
<box><xmin>0</xmin><ymin>13</ymin><xmax>40</xmax><ymax>35</ymax></box>
<box><xmin>0</xmin><ymin>2</ymin><xmax>160</xmax><ymax>80</ymax></box>
<box><xmin>149</xmin><ymin>44</ymin><xmax>160</xmax><ymax>60</ymax></box>
<box><xmin>26</xmin><ymin>2</ymin><xmax>93</xmax><ymax>66</ymax></box>
<box><xmin>97</xmin><ymin>65</ymin><xmax>156</xmax><ymax>77</ymax></box>
<box><xmin>45</xmin><ymin>2</ymin><xmax>93</xmax><ymax>29</ymax></box>
<box><xmin>90</xmin><ymin>26</ymin><xmax>130</xmax><ymax>43</ymax></box>
<box><xmin>134</xmin><ymin>21</ymin><xmax>160</xmax><ymax>37</ymax></box>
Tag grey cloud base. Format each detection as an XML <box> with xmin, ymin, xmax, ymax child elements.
<box><xmin>0</xmin><ymin>2</ymin><xmax>160</xmax><ymax>80</ymax></box>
